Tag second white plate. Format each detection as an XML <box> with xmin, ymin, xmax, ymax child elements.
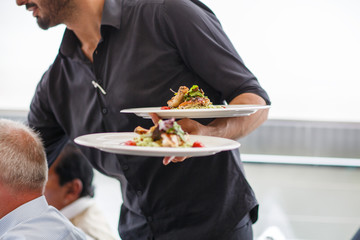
<box><xmin>74</xmin><ymin>132</ymin><xmax>240</xmax><ymax>157</ymax></box>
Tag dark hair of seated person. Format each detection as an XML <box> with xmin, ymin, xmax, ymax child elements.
<box><xmin>55</xmin><ymin>143</ymin><xmax>95</xmax><ymax>198</ymax></box>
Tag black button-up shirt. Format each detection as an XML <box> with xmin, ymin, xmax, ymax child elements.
<box><xmin>28</xmin><ymin>0</ymin><xmax>270</xmax><ymax>239</ymax></box>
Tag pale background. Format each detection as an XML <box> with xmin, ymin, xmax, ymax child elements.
<box><xmin>1</xmin><ymin>0</ymin><xmax>360</xmax><ymax>239</ymax></box>
<box><xmin>1</xmin><ymin>0</ymin><xmax>360</xmax><ymax>122</ymax></box>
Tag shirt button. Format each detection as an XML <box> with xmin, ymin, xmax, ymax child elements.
<box><xmin>147</xmin><ymin>216</ymin><xmax>153</xmax><ymax>222</ymax></box>
<box><xmin>137</xmin><ymin>190</ymin><xmax>142</xmax><ymax>196</ymax></box>
<box><xmin>95</xmin><ymin>50</ymin><xmax>98</xmax><ymax>55</ymax></box>
<box><xmin>102</xmin><ymin>108</ymin><xmax>108</xmax><ymax>115</ymax></box>
<box><xmin>122</xmin><ymin>165</ymin><xmax>129</xmax><ymax>171</ymax></box>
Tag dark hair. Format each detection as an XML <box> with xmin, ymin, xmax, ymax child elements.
<box><xmin>55</xmin><ymin>142</ymin><xmax>95</xmax><ymax>198</ymax></box>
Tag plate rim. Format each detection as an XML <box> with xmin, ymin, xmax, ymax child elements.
<box><xmin>120</xmin><ymin>104</ymin><xmax>271</xmax><ymax>119</ymax></box>
<box><xmin>121</xmin><ymin>104</ymin><xmax>270</xmax><ymax>112</ymax></box>
<box><xmin>74</xmin><ymin>132</ymin><xmax>240</xmax><ymax>157</ymax></box>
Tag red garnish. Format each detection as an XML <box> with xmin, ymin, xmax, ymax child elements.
<box><xmin>160</xmin><ymin>106</ymin><xmax>171</xmax><ymax>110</ymax></box>
<box><xmin>192</xmin><ymin>141</ymin><xmax>204</xmax><ymax>148</ymax></box>
<box><xmin>124</xmin><ymin>140</ymin><xmax>137</xmax><ymax>146</ymax></box>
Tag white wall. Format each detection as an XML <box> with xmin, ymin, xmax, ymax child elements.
<box><xmin>0</xmin><ymin>1</ymin><xmax>65</xmax><ymax>110</ymax></box>
<box><xmin>1</xmin><ymin>0</ymin><xmax>360</xmax><ymax>122</ymax></box>
<box><xmin>201</xmin><ymin>0</ymin><xmax>360</xmax><ymax>122</ymax></box>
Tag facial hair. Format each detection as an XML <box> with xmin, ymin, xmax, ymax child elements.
<box><xmin>29</xmin><ymin>0</ymin><xmax>75</xmax><ymax>30</ymax></box>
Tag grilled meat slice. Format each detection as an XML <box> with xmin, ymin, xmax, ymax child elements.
<box><xmin>167</xmin><ymin>86</ymin><xmax>189</xmax><ymax>108</ymax></box>
<box><xmin>178</xmin><ymin>96</ymin><xmax>211</xmax><ymax>109</ymax></box>
<box><xmin>134</xmin><ymin>126</ymin><xmax>150</xmax><ymax>135</ymax></box>
<box><xmin>161</xmin><ymin>133</ymin><xmax>181</xmax><ymax>147</ymax></box>
<box><xmin>151</xmin><ymin>125</ymin><xmax>162</xmax><ymax>141</ymax></box>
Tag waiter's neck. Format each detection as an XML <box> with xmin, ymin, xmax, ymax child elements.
<box><xmin>66</xmin><ymin>0</ymin><xmax>105</xmax><ymax>62</ymax></box>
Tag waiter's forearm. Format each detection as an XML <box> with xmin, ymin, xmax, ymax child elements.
<box><xmin>207</xmin><ymin>93</ymin><xmax>269</xmax><ymax>140</ymax></box>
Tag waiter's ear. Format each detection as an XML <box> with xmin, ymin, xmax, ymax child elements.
<box><xmin>64</xmin><ymin>179</ymin><xmax>83</xmax><ymax>205</ymax></box>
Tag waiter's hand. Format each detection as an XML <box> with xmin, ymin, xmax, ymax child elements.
<box><xmin>149</xmin><ymin>113</ymin><xmax>205</xmax><ymax>165</ymax></box>
<box><xmin>150</xmin><ymin>93</ymin><xmax>269</xmax><ymax>165</ymax></box>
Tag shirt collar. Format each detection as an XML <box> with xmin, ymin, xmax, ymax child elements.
<box><xmin>59</xmin><ymin>30</ymin><xmax>80</xmax><ymax>58</ymax></box>
<box><xmin>59</xmin><ymin>0</ymin><xmax>122</xmax><ymax>58</ymax></box>
<box><xmin>101</xmin><ymin>0</ymin><xmax>122</xmax><ymax>29</ymax></box>
<box><xmin>0</xmin><ymin>196</ymin><xmax>48</xmax><ymax>236</ymax></box>
<box><xmin>60</xmin><ymin>196</ymin><xmax>95</xmax><ymax>219</ymax></box>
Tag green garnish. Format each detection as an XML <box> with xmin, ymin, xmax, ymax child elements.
<box><xmin>168</xmin><ymin>121</ymin><xmax>187</xmax><ymax>142</ymax></box>
<box><xmin>184</xmin><ymin>85</ymin><xmax>205</xmax><ymax>101</ymax></box>
<box><xmin>158</xmin><ymin>119</ymin><xmax>187</xmax><ymax>142</ymax></box>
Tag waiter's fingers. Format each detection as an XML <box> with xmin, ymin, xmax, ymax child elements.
<box><xmin>149</xmin><ymin>113</ymin><xmax>161</xmax><ymax>125</ymax></box>
<box><xmin>163</xmin><ymin>156</ymin><xmax>187</xmax><ymax>165</ymax></box>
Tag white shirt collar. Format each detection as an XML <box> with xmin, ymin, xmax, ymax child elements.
<box><xmin>0</xmin><ymin>196</ymin><xmax>48</xmax><ymax>236</ymax></box>
<box><xmin>60</xmin><ymin>196</ymin><xmax>95</xmax><ymax>219</ymax></box>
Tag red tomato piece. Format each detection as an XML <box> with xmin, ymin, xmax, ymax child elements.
<box><xmin>160</xmin><ymin>106</ymin><xmax>171</xmax><ymax>110</ymax></box>
<box><xmin>124</xmin><ymin>140</ymin><xmax>137</xmax><ymax>146</ymax></box>
<box><xmin>192</xmin><ymin>141</ymin><xmax>204</xmax><ymax>148</ymax></box>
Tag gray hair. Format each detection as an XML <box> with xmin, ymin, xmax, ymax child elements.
<box><xmin>0</xmin><ymin>119</ymin><xmax>48</xmax><ymax>192</ymax></box>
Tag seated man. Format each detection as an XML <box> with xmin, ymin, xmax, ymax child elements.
<box><xmin>45</xmin><ymin>142</ymin><xmax>118</xmax><ymax>240</ymax></box>
<box><xmin>0</xmin><ymin>119</ymin><xmax>86</xmax><ymax>240</ymax></box>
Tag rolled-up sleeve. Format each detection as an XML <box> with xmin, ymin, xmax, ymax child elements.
<box><xmin>161</xmin><ymin>0</ymin><xmax>270</xmax><ymax>104</ymax></box>
<box><xmin>27</xmin><ymin>69</ymin><xmax>68</xmax><ymax>166</ymax></box>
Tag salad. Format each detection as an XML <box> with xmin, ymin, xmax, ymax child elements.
<box><xmin>165</xmin><ymin>85</ymin><xmax>217</xmax><ymax>109</ymax></box>
<box><xmin>124</xmin><ymin>118</ymin><xmax>204</xmax><ymax>148</ymax></box>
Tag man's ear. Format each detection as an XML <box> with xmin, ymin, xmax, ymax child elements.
<box><xmin>64</xmin><ymin>179</ymin><xmax>83</xmax><ymax>205</ymax></box>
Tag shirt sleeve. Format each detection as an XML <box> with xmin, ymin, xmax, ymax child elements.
<box><xmin>27</xmin><ymin>69</ymin><xmax>69</xmax><ymax>166</ymax></box>
<box><xmin>64</xmin><ymin>230</ymin><xmax>88</xmax><ymax>240</ymax></box>
<box><xmin>0</xmin><ymin>235</ymin><xmax>26</xmax><ymax>240</ymax></box>
<box><xmin>160</xmin><ymin>0</ymin><xmax>270</xmax><ymax>104</ymax></box>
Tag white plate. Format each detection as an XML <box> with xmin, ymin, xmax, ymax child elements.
<box><xmin>74</xmin><ymin>132</ymin><xmax>240</xmax><ymax>157</ymax></box>
<box><xmin>120</xmin><ymin>104</ymin><xmax>270</xmax><ymax>119</ymax></box>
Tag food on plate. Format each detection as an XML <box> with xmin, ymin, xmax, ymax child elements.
<box><xmin>124</xmin><ymin>118</ymin><xmax>204</xmax><ymax>148</ymax></box>
<box><xmin>166</xmin><ymin>85</ymin><xmax>216</xmax><ymax>109</ymax></box>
